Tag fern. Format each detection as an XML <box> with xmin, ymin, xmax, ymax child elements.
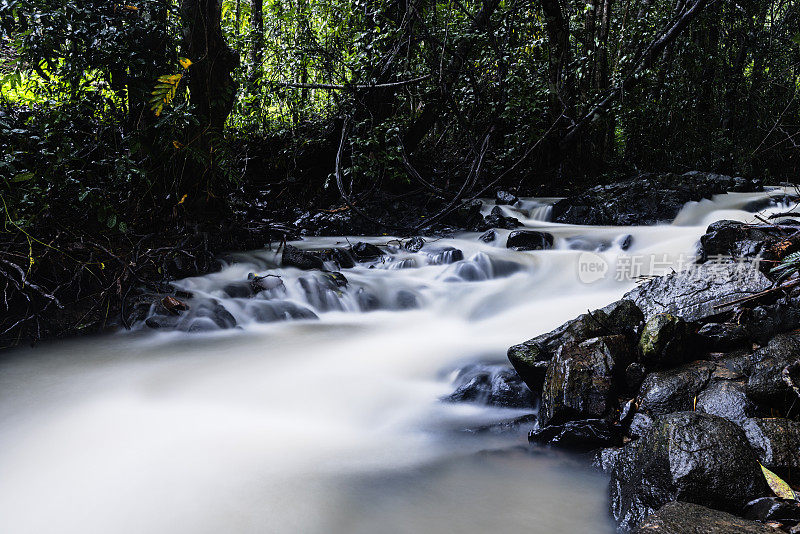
<box><xmin>149</xmin><ymin>58</ymin><xmax>193</xmax><ymax>117</ymax></box>
<box><xmin>770</xmin><ymin>251</ymin><xmax>800</xmax><ymax>283</ymax></box>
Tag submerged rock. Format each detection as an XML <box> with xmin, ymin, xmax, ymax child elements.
<box><xmin>445</xmin><ymin>363</ymin><xmax>535</xmax><ymax>408</ymax></box>
<box><xmin>610</xmin><ymin>412</ymin><xmax>768</xmax><ymax>532</ymax></box>
<box><xmin>552</xmin><ymin>171</ymin><xmax>760</xmax><ymax>226</ymax></box>
<box><xmin>506</xmin><ymin>230</ymin><xmax>554</xmax><ymax>251</ymax></box>
<box><xmin>635</xmin><ymin>501</ymin><xmax>780</xmax><ymax>533</ymax></box>
<box><xmin>529</xmin><ymin>419</ymin><xmax>623</xmax><ymax>451</ymax></box>
<box><xmin>624</xmin><ymin>262</ymin><xmax>772</xmax><ymax>322</ymax></box>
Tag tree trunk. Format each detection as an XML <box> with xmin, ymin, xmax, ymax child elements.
<box><xmin>249</xmin><ymin>0</ymin><xmax>263</xmax><ymax>88</ymax></box>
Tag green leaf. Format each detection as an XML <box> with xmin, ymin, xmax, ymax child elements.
<box><xmin>761</xmin><ymin>464</ymin><xmax>797</xmax><ymax>500</ymax></box>
<box><xmin>11</xmin><ymin>172</ymin><xmax>34</xmax><ymax>183</ymax></box>
<box><xmin>106</xmin><ymin>214</ymin><xmax>117</xmax><ymax>228</ymax></box>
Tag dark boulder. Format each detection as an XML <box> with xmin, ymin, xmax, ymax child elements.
<box><xmin>282</xmin><ymin>244</ymin><xmax>325</xmax><ymax>270</ymax></box>
<box><xmin>508</xmin><ymin>299</ymin><xmax>643</xmax><ymax>393</ymax></box>
<box><xmin>540</xmin><ymin>335</ymin><xmax>633</xmax><ymax>426</ymax></box>
<box><xmin>316</xmin><ymin>247</ymin><xmax>356</xmax><ymax>269</ymax></box>
<box><xmin>638</xmin><ymin>313</ymin><xmax>690</xmax><ymax>369</ymax></box>
<box><xmin>484</xmin><ymin>206</ymin><xmax>522</xmax><ymax>230</ymax></box>
<box><xmin>495</xmin><ymin>190</ymin><xmax>519</xmax><ymax>205</ymax></box>
<box><xmin>635</xmin><ymin>501</ymin><xmax>781</xmax><ymax>534</ymax></box>
<box><xmin>444</xmin><ymin>363</ymin><xmax>535</xmax><ymax>408</ymax></box>
<box><xmin>745</xmin><ymin>497</ymin><xmax>800</xmax><ymax>526</ymax></box>
<box><xmin>506</xmin><ymin>230</ymin><xmax>554</xmax><ymax>251</ymax></box>
<box><xmin>529</xmin><ymin>419</ymin><xmax>623</xmax><ymax>451</ymax></box>
<box><xmin>699</xmin><ymin>220</ymin><xmax>784</xmax><ymax>265</ymax></box>
<box><xmin>403</xmin><ymin>236</ymin><xmax>425</xmax><ymax>252</ymax></box>
<box><xmin>625</xmin><ymin>362</ymin><xmax>648</xmax><ymax>394</ymax></box>
<box><xmin>478</xmin><ymin>230</ymin><xmax>496</xmax><ymax>243</ymax></box>
<box><xmin>425</xmin><ymin>247</ymin><xmax>464</xmax><ymax>265</ymax></box>
<box><xmin>552</xmin><ymin>171</ymin><xmax>760</xmax><ymax>226</ymax></box>
<box><xmin>350</xmin><ymin>242</ymin><xmax>384</xmax><ymax>262</ymax></box>
<box><xmin>697</xmin><ymin>322</ymin><xmax>749</xmax><ymax>351</ymax></box>
<box><xmin>249</xmin><ymin>274</ymin><xmax>286</xmax><ymax>294</ymax></box>
<box><xmin>593</xmin><ymin>446</ymin><xmax>622</xmax><ymax>474</ymax></box>
<box><xmin>741</xmin><ymin>417</ymin><xmax>800</xmax><ymax>482</ymax></box>
<box><xmin>746</xmin><ymin>334</ymin><xmax>800</xmax><ymax>408</ymax></box>
<box><xmin>624</xmin><ymin>262</ymin><xmax>772</xmax><ymax>322</ymax></box>
<box><xmin>611</xmin><ymin>412</ymin><xmax>769</xmax><ymax>532</ymax></box>
<box><xmin>446</xmin><ymin>199</ymin><xmax>485</xmax><ymax>229</ymax></box>
<box><xmin>742</xmin><ymin>303</ymin><xmax>800</xmax><ymax>345</ymax></box>
<box><xmin>696</xmin><ymin>379</ymin><xmax>761</xmax><ymax>425</ymax></box>
<box><xmin>637</xmin><ymin>361</ymin><xmax>716</xmax><ymax>416</ymax></box>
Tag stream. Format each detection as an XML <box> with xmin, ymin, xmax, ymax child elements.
<box><xmin>0</xmin><ymin>188</ymin><xmax>794</xmax><ymax>534</ymax></box>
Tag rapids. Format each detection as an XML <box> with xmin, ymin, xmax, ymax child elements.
<box><xmin>0</xmin><ymin>187</ymin><xmax>795</xmax><ymax>534</ymax></box>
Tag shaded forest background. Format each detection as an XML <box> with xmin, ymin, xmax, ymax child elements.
<box><xmin>1</xmin><ymin>0</ymin><xmax>800</xmax><ymax>346</ymax></box>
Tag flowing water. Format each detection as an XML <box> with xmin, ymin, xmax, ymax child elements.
<box><xmin>0</xmin><ymin>187</ymin><xmax>796</xmax><ymax>534</ymax></box>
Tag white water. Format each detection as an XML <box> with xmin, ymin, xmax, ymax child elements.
<box><xmin>0</xmin><ymin>188</ymin><xmax>795</xmax><ymax>534</ymax></box>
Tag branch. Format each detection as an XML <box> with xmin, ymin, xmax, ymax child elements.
<box><xmin>269</xmin><ymin>75</ymin><xmax>430</xmax><ymax>91</ymax></box>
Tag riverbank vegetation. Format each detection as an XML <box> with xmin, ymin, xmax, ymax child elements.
<box><xmin>2</xmin><ymin>0</ymin><xmax>800</xmax><ymax>346</ymax></box>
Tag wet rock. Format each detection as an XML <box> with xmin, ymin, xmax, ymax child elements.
<box><xmin>700</xmin><ymin>220</ymin><xmax>784</xmax><ymax>264</ymax></box>
<box><xmin>628</xmin><ymin>412</ymin><xmax>654</xmax><ymax>438</ymax></box>
<box><xmin>478</xmin><ymin>230</ymin><xmax>496</xmax><ymax>243</ymax></box>
<box><xmin>529</xmin><ymin>419</ymin><xmax>623</xmax><ymax>451</ymax></box>
<box><xmin>593</xmin><ymin>446</ymin><xmax>622</xmax><ymax>474</ymax></box>
<box><xmin>467</xmin><ymin>414</ymin><xmax>538</xmax><ymax>435</ymax></box>
<box><xmin>495</xmin><ymin>190</ymin><xmax>519</xmax><ymax>205</ymax></box>
<box><xmin>624</xmin><ymin>262</ymin><xmax>772</xmax><ymax>322</ymax></box>
<box><xmin>638</xmin><ymin>313</ymin><xmax>690</xmax><ymax>369</ymax></box>
<box><xmin>484</xmin><ymin>206</ymin><xmax>521</xmax><ymax>230</ymax></box>
<box><xmin>426</xmin><ymin>247</ymin><xmax>464</xmax><ymax>265</ymax></box>
<box><xmin>145</xmin><ymin>314</ymin><xmax>179</xmax><ymax>329</ymax></box>
<box><xmin>506</xmin><ymin>230</ymin><xmax>554</xmax><ymax>251</ymax></box>
<box><xmin>395</xmin><ymin>290</ymin><xmax>419</xmax><ymax>309</ymax></box>
<box><xmin>552</xmin><ymin>171</ymin><xmax>761</xmax><ymax>226</ymax></box>
<box><xmin>161</xmin><ymin>295</ymin><xmax>189</xmax><ymax>315</ymax></box>
<box><xmin>637</xmin><ymin>360</ymin><xmax>716</xmax><ymax>416</ymax></box>
<box><xmin>618</xmin><ymin>234</ymin><xmax>634</xmax><ymax>251</ymax></box>
<box><xmin>297</xmin><ymin>275</ymin><xmax>346</xmax><ymax>312</ymax></box>
<box><xmin>611</xmin><ymin>412</ymin><xmax>769</xmax><ymax>532</ymax></box>
<box><xmin>282</xmin><ymin>244</ymin><xmax>325</xmax><ymax>270</ymax></box>
<box><xmin>696</xmin><ymin>379</ymin><xmax>761</xmax><ymax>424</ymax></box>
<box><xmin>742</xmin><ymin>303</ymin><xmax>800</xmax><ymax>345</ymax></box>
<box><xmin>446</xmin><ymin>199</ymin><xmax>485</xmax><ymax>229</ymax></box>
<box><xmin>403</xmin><ymin>236</ymin><xmax>425</xmax><ymax>252</ymax></box>
<box><xmin>321</xmin><ymin>271</ymin><xmax>348</xmax><ymax>288</ymax></box>
<box><xmin>508</xmin><ymin>300</ymin><xmax>643</xmax><ymax>393</ymax></box>
<box><xmin>316</xmin><ymin>247</ymin><xmax>356</xmax><ymax>269</ymax></box>
<box><xmin>184</xmin><ymin>302</ymin><xmax>237</xmax><ymax>331</ymax></box>
<box><xmin>445</xmin><ymin>363</ymin><xmax>535</xmax><ymax>408</ymax></box>
<box><xmin>249</xmin><ymin>274</ymin><xmax>286</xmax><ymax>294</ymax></box>
<box><xmin>540</xmin><ymin>335</ymin><xmax>633</xmax><ymax>426</ymax></box>
<box><xmin>222</xmin><ymin>282</ymin><xmax>253</xmax><ymax>298</ymax></box>
<box><xmin>350</xmin><ymin>242</ymin><xmax>384</xmax><ymax>262</ymax></box>
<box><xmin>746</xmin><ymin>334</ymin><xmax>800</xmax><ymax>408</ymax></box>
<box><xmin>635</xmin><ymin>501</ymin><xmax>781</xmax><ymax>534</ymax></box>
<box><xmin>697</xmin><ymin>322</ymin><xmax>749</xmax><ymax>351</ymax></box>
<box><xmin>356</xmin><ymin>288</ymin><xmax>381</xmax><ymax>311</ymax></box>
<box><xmin>625</xmin><ymin>362</ymin><xmax>648</xmax><ymax>394</ymax></box>
<box><xmin>249</xmin><ymin>301</ymin><xmax>318</xmax><ymax>322</ymax></box>
<box><xmin>745</xmin><ymin>497</ymin><xmax>800</xmax><ymax>526</ymax></box>
<box><xmin>741</xmin><ymin>418</ymin><xmax>800</xmax><ymax>482</ymax></box>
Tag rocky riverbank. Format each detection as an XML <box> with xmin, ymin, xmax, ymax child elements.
<box><xmin>457</xmin><ymin>202</ymin><xmax>800</xmax><ymax>530</ymax></box>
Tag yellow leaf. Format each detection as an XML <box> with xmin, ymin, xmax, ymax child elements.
<box><xmin>760</xmin><ymin>464</ymin><xmax>797</xmax><ymax>500</ymax></box>
<box><xmin>178</xmin><ymin>194</ymin><xmax>188</xmax><ymax>205</ymax></box>
<box><xmin>157</xmin><ymin>74</ymin><xmax>182</xmax><ymax>84</ymax></box>
<box><xmin>173</xmin><ymin>140</ymin><xmax>184</xmax><ymax>150</ymax></box>
<box><xmin>178</xmin><ymin>57</ymin><xmax>193</xmax><ymax>69</ymax></box>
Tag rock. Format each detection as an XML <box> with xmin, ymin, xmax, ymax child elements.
<box><xmin>316</xmin><ymin>247</ymin><xmax>356</xmax><ymax>269</ymax></box>
<box><xmin>611</xmin><ymin>412</ymin><xmax>769</xmax><ymax>532</ymax></box>
<box><xmin>697</xmin><ymin>322</ymin><xmax>749</xmax><ymax>351</ymax></box>
<box><xmin>248</xmin><ymin>301</ymin><xmax>318</xmax><ymax>322</ymax></box>
<box><xmin>484</xmin><ymin>206</ymin><xmax>522</xmax><ymax>229</ymax></box>
<box><xmin>282</xmin><ymin>244</ymin><xmax>325</xmax><ymax>270</ymax></box>
<box><xmin>540</xmin><ymin>335</ymin><xmax>633</xmax><ymax>426</ymax></box>
<box><xmin>624</xmin><ymin>262</ymin><xmax>772</xmax><ymax>322</ymax></box>
<box><xmin>637</xmin><ymin>360</ymin><xmax>716</xmax><ymax>416</ymax></box>
<box><xmin>395</xmin><ymin>289</ymin><xmax>419</xmax><ymax>309</ymax></box>
<box><xmin>403</xmin><ymin>236</ymin><xmax>425</xmax><ymax>252</ymax></box>
<box><xmin>426</xmin><ymin>247</ymin><xmax>464</xmax><ymax>265</ymax></box>
<box><xmin>700</xmin><ymin>220</ymin><xmax>785</xmax><ymax>264</ymax></box>
<box><xmin>696</xmin><ymin>379</ymin><xmax>761</xmax><ymax>424</ymax></box>
<box><xmin>628</xmin><ymin>412</ymin><xmax>654</xmax><ymax>438</ymax></box>
<box><xmin>444</xmin><ymin>363</ymin><xmax>535</xmax><ymax>408</ymax></box>
<box><xmin>529</xmin><ymin>419</ymin><xmax>623</xmax><ymax>451</ymax></box>
<box><xmin>638</xmin><ymin>313</ymin><xmax>690</xmax><ymax>369</ymax></box>
<box><xmin>742</xmin><ymin>303</ymin><xmax>800</xmax><ymax>345</ymax></box>
<box><xmin>467</xmin><ymin>414</ymin><xmax>537</xmax><ymax>435</ymax></box>
<box><xmin>350</xmin><ymin>242</ymin><xmax>384</xmax><ymax>261</ymax></box>
<box><xmin>625</xmin><ymin>362</ymin><xmax>648</xmax><ymax>394</ymax></box>
<box><xmin>635</xmin><ymin>501</ymin><xmax>781</xmax><ymax>533</ymax></box>
<box><xmin>297</xmin><ymin>274</ymin><xmax>346</xmax><ymax>312</ymax></box>
<box><xmin>745</xmin><ymin>497</ymin><xmax>800</xmax><ymax>526</ymax></box>
<box><xmin>506</xmin><ymin>230</ymin><xmax>554</xmax><ymax>251</ymax></box>
<box><xmin>746</xmin><ymin>334</ymin><xmax>800</xmax><ymax>408</ymax></box>
<box><xmin>552</xmin><ymin>171</ymin><xmax>761</xmax><ymax>226</ymax></box>
<box><xmin>446</xmin><ymin>199</ymin><xmax>485</xmax><ymax>229</ymax></box>
<box><xmin>508</xmin><ymin>300</ymin><xmax>642</xmax><ymax>393</ymax></box>
<box><xmin>161</xmin><ymin>295</ymin><xmax>189</xmax><ymax>315</ymax></box>
<box><xmin>356</xmin><ymin>288</ymin><xmax>381</xmax><ymax>311</ymax></box>
<box><xmin>495</xmin><ymin>190</ymin><xmax>519</xmax><ymax>205</ymax></box>
<box><xmin>741</xmin><ymin>418</ymin><xmax>800</xmax><ymax>482</ymax></box>
<box><xmin>593</xmin><ymin>446</ymin><xmax>622</xmax><ymax>474</ymax></box>
<box><xmin>145</xmin><ymin>315</ymin><xmax>179</xmax><ymax>329</ymax></box>
<box><xmin>249</xmin><ymin>274</ymin><xmax>286</xmax><ymax>294</ymax></box>
<box><xmin>478</xmin><ymin>230</ymin><xmax>496</xmax><ymax>243</ymax></box>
